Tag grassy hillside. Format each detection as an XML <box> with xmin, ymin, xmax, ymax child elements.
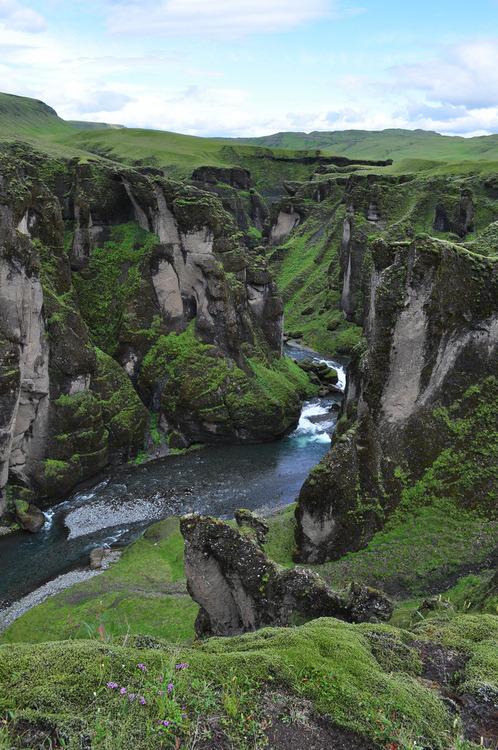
<box><xmin>1</xmin><ymin>91</ymin><xmax>498</xmax><ymax>186</ymax></box>
<box><xmin>0</xmin><ymin>92</ymin><xmax>76</xmax><ymax>136</ymax></box>
<box><xmin>234</xmin><ymin>128</ymin><xmax>498</xmax><ymax>162</ymax></box>
<box><xmin>0</xmin><ymin>92</ymin><xmax>344</xmax><ymax>188</ymax></box>
<box><xmin>55</xmin><ymin>127</ymin><xmax>342</xmax><ymax>188</ymax></box>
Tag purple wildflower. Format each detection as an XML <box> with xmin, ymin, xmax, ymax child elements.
<box><xmin>139</xmin><ymin>697</ymin><xmax>146</xmax><ymax>705</ymax></box>
<box><xmin>182</xmin><ymin>713</ymin><xmax>187</xmax><ymax>719</ymax></box>
<box><xmin>120</xmin><ymin>688</ymin><xmax>126</xmax><ymax>695</ymax></box>
<box><xmin>158</xmin><ymin>690</ymin><xmax>165</xmax><ymax>695</ymax></box>
<box><xmin>174</xmin><ymin>663</ymin><xmax>189</xmax><ymax>670</ymax></box>
<box><xmin>167</xmin><ymin>683</ymin><xmax>173</xmax><ymax>694</ymax></box>
<box><xmin>137</xmin><ymin>663</ymin><xmax>147</xmax><ymax>671</ymax></box>
<box><xmin>129</xmin><ymin>694</ymin><xmax>135</xmax><ymax>702</ymax></box>
<box><xmin>158</xmin><ymin>676</ymin><xmax>163</xmax><ymax>683</ymax></box>
<box><xmin>106</xmin><ymin>682</ymin><xmax>118</xmax><ymax>689</ymax></box>
<box><xmin>163</xmin><ymin>720</ymin><xmax>170</xmax><ymax>727</ymax></box>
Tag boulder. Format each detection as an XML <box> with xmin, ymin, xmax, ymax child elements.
<box><xmin>89</xmin><ymin>546</ymin><xmax>121</xmax><ymax>569</ymax></box>
<box><xmin>16</xmin><ymin>502</ymin><xmax>45</xmax><ymax>533</ymax></box>
<box><xmin>180</xmin><ymin>512</ymin><xmax>393</xmax><ymax>638</ymax></box>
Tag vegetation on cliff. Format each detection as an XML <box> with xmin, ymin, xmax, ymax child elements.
<box><xmin>0</xmin><ymin>92</ymin><xmax>497</xmax><ymax>750</ymax></box>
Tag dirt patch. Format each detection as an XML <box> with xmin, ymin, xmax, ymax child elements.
<box><xmin>413</xmin><ymin>640</ymin><xmax>467</xmax><ymax>685</ymax></box>
<box><xmin>189</xmin><ymin>693</ymin><xmax>379</xmax><ymax>750</ymax></box>
<box><xmin>412</xmin><ymin>640</ymin><xmax>497</xmax><ymax>749</ymax></box>
<box><xmin>260</xmin><ymin>692</ymin><xmax>377</xmax><ymax>750</ymax></box>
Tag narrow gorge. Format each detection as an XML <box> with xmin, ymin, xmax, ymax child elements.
<box><xmin>0</xmin><ymin>94</ymin><xmax>496</xmax><ymax>750</ymax></box>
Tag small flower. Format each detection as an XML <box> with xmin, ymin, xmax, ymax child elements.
<box><xmin>138</xmin><ymin>663</ymin><xmax>147</xmax><ymax>671</ymax></box>
<box><xmin>182</xmin><ymin>713</ymin><xmax>187</xmax><ymax>719</ymax></box>
<box><xmin>174</xmin><ymin>663</ymin><xmax>189</xmax><ymax>670</ymax></box>
<box><xmin>163</xmin><ymin>720</ymin><xmax>170</xmax><ymax>727</ymax></box>
<box><xmin>129</xmin><ymin>694</ymin><xmax>135</xmax><ymax>702</ymax></box>
<box><xmin>139</xmin><ymin>697</ymin><xmax>146</xmax><ymax>705</ymax></box>
<box><xmin>167</xmin><ymin>683</ymin><xmax>173</xmax><ymax>694</ymax></box>
<box><xmin>106</xmin><ymin>682</ymin><xmax>118</xmax><ymax>689</ymax></box>
<box><xmin>158</xmin><ymin>690</ymin><xmax>165</xmax><ymax>695</ymax></box>
<box><xmin>158</xmin><ymin>676</ymin><xmax>163</xmax><ymax>682</ymax></box>
<box><xmin>120</xmin><ymin>688</ymin><xmax>126</xmax><ymax>695</ymax></box>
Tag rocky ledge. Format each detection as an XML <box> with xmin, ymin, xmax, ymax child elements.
<box><xmin>180</xmin><ymin>510</ymin><xmax>393</xmax><ymax>638</ymax></box>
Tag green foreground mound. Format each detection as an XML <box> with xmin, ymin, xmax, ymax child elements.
<box><xmin>3</xmin><ymin>614</ymin><xmax>496</xmax><ymax>750</ymax></box>
<box><xmin>0</xmin><ymin>507</ymin><xmax>497</xmax><ymax>748</ymax></box>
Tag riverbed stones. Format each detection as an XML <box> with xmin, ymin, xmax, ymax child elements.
<box><xmin>180</xmin><ymin>512</ymin><xmax>393</xmax><ymax>638</ymax></box>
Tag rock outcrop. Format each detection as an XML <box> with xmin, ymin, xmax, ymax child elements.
<box><xmin>180</xmin><ymin>511</ymin><xmax>393</xmax><ymax>638</ymax></box>
<box><xmin>0</xmin><ymin>144</ymin><xmax>310</xmax><ymax>521</ymax></box>
<box><xmin>295</xmin><ymin>234</ymin><xmax>498</xmax><ymax>562</ymax></box>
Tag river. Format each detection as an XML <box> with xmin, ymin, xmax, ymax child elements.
<box><xmin>0</xmin><ymin>345</ymin><xmax>345</xmax><ymax>609</ymax></box>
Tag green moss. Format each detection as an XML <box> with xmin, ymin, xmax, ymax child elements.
<box><xmin>91</xmin><ymin>348</ymin><xmax>148</xmax><ymax>455</ymax></box>
<box><xmin>72</xmin><ymin>222</ymin><xmax>160</xmax><ymax>355</ymax></box>
<box><xmin>398</xmin><ymin>376</ymin><xmax>498</xmax><ymax>519</ymax></box>
<box><xmin>0</xmin><ymin>617</ymin><xmax>454</xmax><ymax>749</ymax></box>
<box><xmin>263</xmin><ymin>503</ymin><xmax>297</xmax><ymax>565</ymax></box>
<box><xmin>139</xmin><ymin>323</ymin><xmax>306</xmax><ymax>439</ymax></box>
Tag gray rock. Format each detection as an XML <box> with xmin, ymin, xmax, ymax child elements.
<box><xmin>180</xmin><ymin>513</ymin><xmax>393</xmax><ymax>638</ymax></box>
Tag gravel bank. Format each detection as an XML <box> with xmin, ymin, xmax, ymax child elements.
<box><xmin>0</xmin><ymin>569</ymin><xmax>103</xmax><ymax>634</ymax></box>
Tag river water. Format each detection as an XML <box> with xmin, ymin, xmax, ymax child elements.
<box><xmin>0</xmin><ymin>345</ymin><xmax>345</xmax><ymax>608</ymax></box>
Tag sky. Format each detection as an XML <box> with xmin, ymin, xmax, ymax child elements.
<box><xmin>0</xmin><ymin>0</ymin><xmax>497</xmax><ymax>138</ymax></box>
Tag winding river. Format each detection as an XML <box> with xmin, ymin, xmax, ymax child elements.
<box><xmin>0</xmin><ymin>345</ymin><xmax>345</xmax><ymax>609</ymax></box>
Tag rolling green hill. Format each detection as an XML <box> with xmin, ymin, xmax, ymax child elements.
<box><xmin>67</xmin><ymin>120</ymin><xmax>126</xmax><ymax>131</ymax></box>
<box><xmin>0</xmin><ymin>92</ymin><xmax>76</xmax><ymax>136</ymax></box>
<box><xmin>233</xmin><ymin>128</ymin><xmax>498</xmax><ymax>162</ymax></box>
<box><xmin>1</xmin><ymin>91</ymin><xmax>497</xmax><ymax>189</ymax></box>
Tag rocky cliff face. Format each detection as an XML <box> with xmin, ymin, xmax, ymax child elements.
<box><xmin>0</xmin><ymin>145</ymin><xmax>309</xmax><ymax>523</ymax></box>
<box><xmin>295</xmin><ymin>232</ymin><xmax>498</xmax><ymax>562</ymax></box>
<box><xmin>266</xmin><ymin>168</ymin><xmax>498</xmax><ymax>355</ymax></box>
<box><xmin>180</xmin><ymin>510</ymin><xmax>393</xmax><ymax>638</ymax></box>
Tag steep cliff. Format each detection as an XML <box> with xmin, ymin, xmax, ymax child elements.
<box><xmin>295</xmin><ymin>232</ymin><xmax>498</xmax><ymax>562</ymax></box>
<box><xmin>0</xmin><ymin>144</ymin><xmax>309</xmax><ymax>523</ymax></box>
<box><xmin>267</xmin><ymin>168</ymin><xmax>498</xmax><ymax>355</ymax></box>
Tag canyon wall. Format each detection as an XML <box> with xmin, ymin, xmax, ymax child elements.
<box><xmin>285</xmin><ymin>172</ymin><xmax>498</xmax><ymax>561</ymax></box>
<box><xmin>0</xmin><ymin>145</ymin><xmax>310</xmax><ymax>522</ymax></box>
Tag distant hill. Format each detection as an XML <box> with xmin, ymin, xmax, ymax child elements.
<box><xmin>67</xmin><ymin>121</ymin><xmax>126</xmax><ymax>131</ymax></box>
<box><xmin>0</xmin><ymin>92</ymin><xmax>76</xmax><ymax>136</ymax></box>
<box><xmin>0</xmin><ymin>91</ymin><xmax>497</xmax><ymax>186</ymax></box>
<box><xmin>232</xmin><ymin>128</ymin><xmax>498</xmax><ymax>162</ymax></box>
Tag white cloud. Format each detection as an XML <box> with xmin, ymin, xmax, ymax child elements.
<box><xmin>0</xmin><ymin>0</ymin><xmax>45</xmax><ymax>32</ymax></box>
<box><xmin>388</xmin><ymin>37</ymin><xmax>498</xmax><ymax>109</ymax></box>
<box><xmin>103</xmin><ymin>0</ymin><xmax>352</xmax><ymax>37</ymax></box>
<box><xmin>70</xmin><ymin>89</ymin><xmax>135</xmax><ymax>115</ymax></box>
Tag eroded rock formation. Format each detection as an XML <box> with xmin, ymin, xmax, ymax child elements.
<box><xmin>295</xmin><ymin>233</ymin><xmax>498</xmax><ymax>562</ymax></box>
<box><xmin>180</xmin><ymin>511</ymin><xmax>393</xmax><ymax>638</ymax></box>
<box><xmin>0</xmin><ymin>144</ymin><xmax>310</xmax><ymax>520</ymax></box>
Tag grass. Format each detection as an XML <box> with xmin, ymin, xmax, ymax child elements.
<box><xmin>234</xmin><ymin>128</ymin><xmax>498</xmax><ymax>163</ymax></box>
<box><xmin>0</xmin><ymin>518</ymin><xmax>198</xmax><ymax>646</ymax></box>
<box><xmin>314</xmin><ymin>505</ymin><xmax>498</xmax><ymax>598</ymax></box>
